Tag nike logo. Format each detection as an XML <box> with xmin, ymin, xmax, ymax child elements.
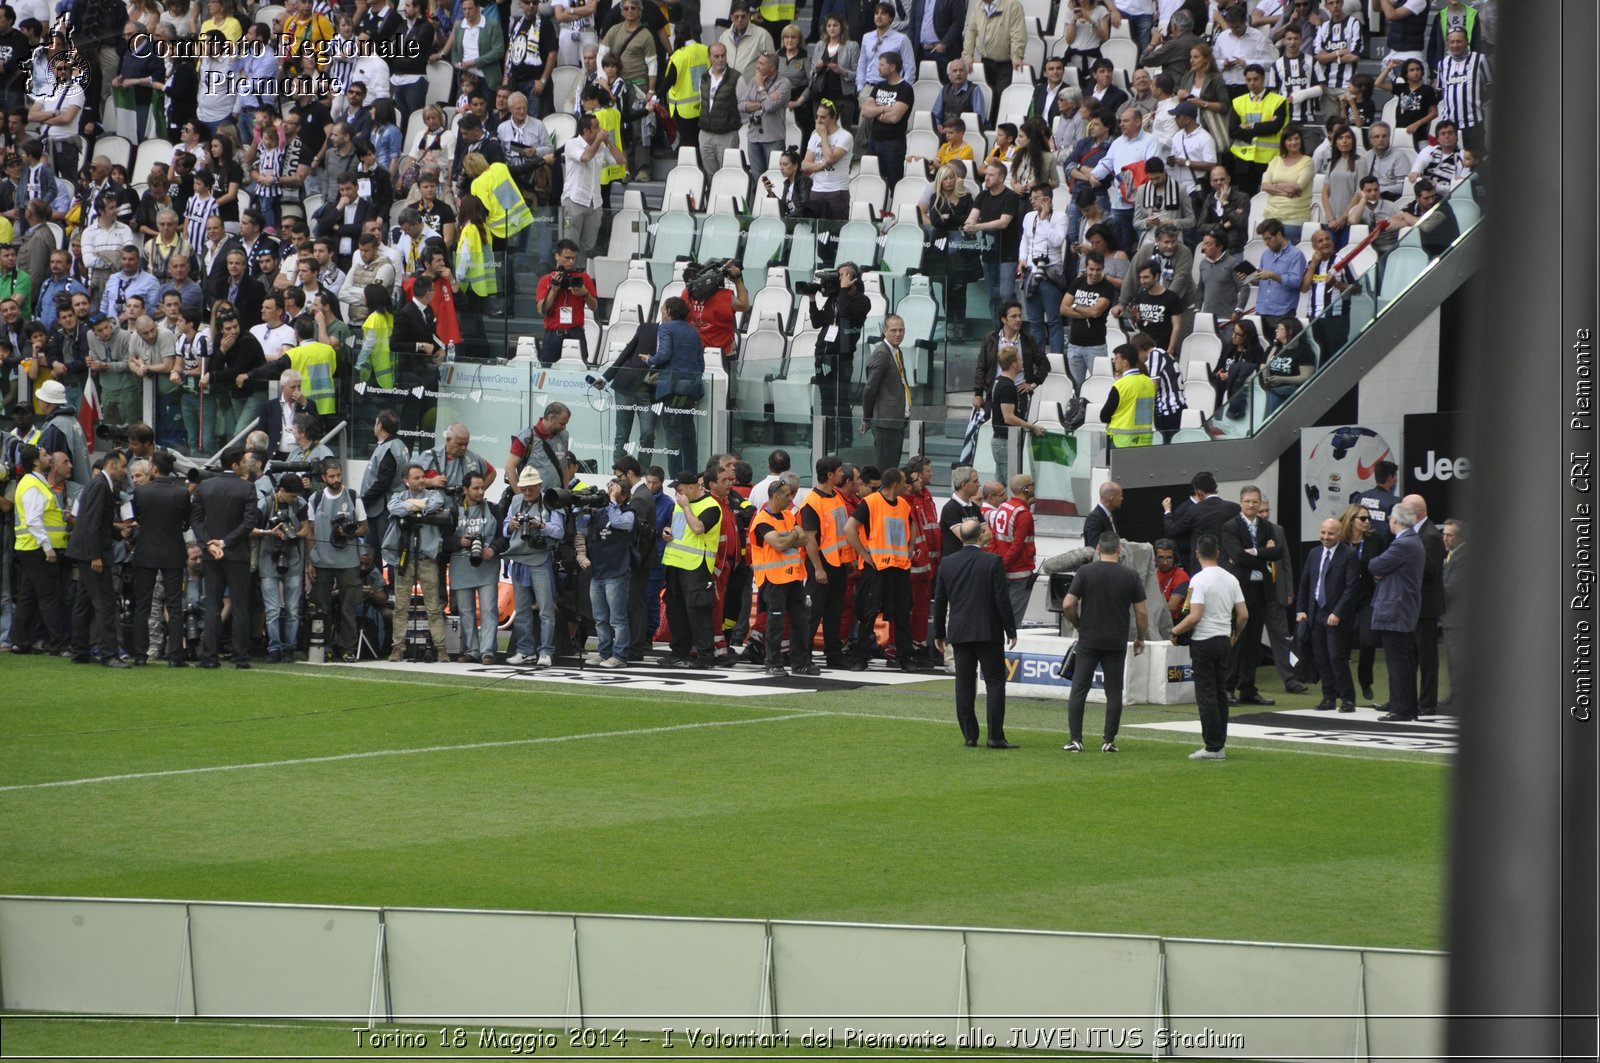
<box><xmin>1356</xmin><ymin>452</ymin><xmax>1393</xmax><ymax>480</ymax></box>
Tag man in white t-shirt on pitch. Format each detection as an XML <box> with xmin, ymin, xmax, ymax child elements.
<box><xmin>1169</xmin><ymin>532</ymin><xmax>1247</xmax><ymax>761</ymax></box>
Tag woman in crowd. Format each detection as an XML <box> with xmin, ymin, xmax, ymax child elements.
<box><xmin>1258</xmin><ymin>317</ymin><xmax>1313</xmax><ymax>414</ymax></box>
<box><xmin>1007</xmin><ymin>118</ymin><xmax>1060</xmax><ymax>198</ymax></box>
<box><xmin>1177</xmin><ymin>42</ymin><xmax>1230</xmax><ymax>149</ymax></box>
<box><xmin>806</xmin><ymin>15</ymin><xmax>858</xmax><ymax>129</ymax></box>
<box><xmin>776</xmin><ymin>22</ymin><xmax>814</xmax><ymax>146</ymax></box>
<box><xmin>1210</xmin><ymin>317</ymin><xmax>1265</xmax><ymax>414</ymax></box>
<box><xmin>922</xmin><ymin>163</ymin><xmax>977</xmax><ymax>339</ymax></box>
<box><xmin>1320</xmin><ymin>125</ymin><xmax>1362</xmax><ymax>250</ymax></box>
<box><xmin>1261</xmin><ymin>126</ymin><xmax>1313</xmax><ymax>242</ymax></box>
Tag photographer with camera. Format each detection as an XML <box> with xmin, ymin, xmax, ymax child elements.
<box><xmin>420</xmin><ymin>423</ymin><xmax>496</xmax><ymax>500</ymax></box>
<box><xmin>535</xmin><ymin>241</ymin><xmax>597</xmax><ymax>367</ymax></box>
<box><xmin>253</xmin><ymin>472</ymin><xmax>311</xmax><ymax>663</ymax></box>
<box><xmin>507</xmin><ymin>402</ymin><xmax>571</xmax><ymax>496</ymax></box>
<box><xmin>804</xmin><ymin>262</ymin><xmax>868</xmax><ymax>451</ymax></box>
<box><xmin>360</xmin><ymin>410</ymin><xmax>409</xmax><ymax>563</ymax></box>
<box><xmin>129</xmin><ymin>450</ymin><xmax>192</xmax><ymax>667</ymax></box>
<box><xmin>683</xmin><ymin>258</ymin><xmax>749</xmax><ymax>376</ymax></box>
<box><xmin>501</xmin><ymin>467</ymin><xmax>564</xmax><ymax>668</ymax></box>
<box><xmin>385</xmin><ymin>462</ymin><xmax>451</xmax><ymax>661</ymax></box>
<box><xmin>579</xmin><ymin>476</ymin><xmax>637</xmax><ymax>667</ymax></box>
<box><xmin>305</xmin><ymin>458</ymin><xmax>369</xmax><ymax>663</ymax></box>
<box><xmin>450</xmin><ymin>470</ymin><xmax>506</xmax><ymax>664</ymax></box>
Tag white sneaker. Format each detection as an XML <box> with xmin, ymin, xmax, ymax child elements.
<box><xmin>606</xmin><ymin>656</ymin><xmax>630</xmax><ymax>668</ymax></box>
<box><xmin>1062</xmin><ymin>740</ymin><xmax>1084</xmax><ymax>753</ymax></box>
<box><xmin>504</xmin><ymin>653</ymin><xmax>533</xmax><ymax>666</ymax></box>
<box><xmin>595</xmin><ymin>656</ymin><xmax>621</xmax><ymax>668</ymax></box>
<box><xmin>536</xmin><ymin>653</ymin><xmax>554</xmax><ymax>668</ymax></box>
<box><xmin>1188</xmin><ymin>748</ymin><xmax>1227</xmax><ymax>761</ymax></box>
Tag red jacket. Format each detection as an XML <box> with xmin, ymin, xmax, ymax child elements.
<box><xmin>908</xmin><ymin>488</ymin><xmax>938</xmax><ymax>577</ymax></box>
<box><xmin>988</xmin><ymin>497</ymin><xmax>1036</xmax><ymax>580</ymax></box>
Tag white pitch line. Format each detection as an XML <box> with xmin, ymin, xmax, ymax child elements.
<box><xmin>0</xmin><ymin>713</ymin><xmax>826</xmax><ymax>794</ymax></box>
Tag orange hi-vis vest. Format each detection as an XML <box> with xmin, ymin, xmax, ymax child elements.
<box><xmin>862</xmin><ymin>492</ymin><xmax>912</xmax><ymax>571</ymax></box>
<box><xmin>750</xmin><ymin>506</ymin><xmax>805</xmax><ymax>587</ymax></box>
<box><xmin>803</xmin><ymin>488</ymin><xmax>857</xmax><ymax>567</ymax></box>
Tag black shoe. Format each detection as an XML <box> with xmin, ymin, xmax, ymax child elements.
<box><xmin>741</xmin><ymin>643</ymin><xmax>765</xmax><ymax>663</ymax></box>
<box><xmin>1313</xmin><ymin>699</ymin><xmax>1335</xmax><ymax>711</ymax></box>
<box><xmin>1238</xmin><ymin>693</ymin><xmax>1275</xmax><ymax>706</ymax></box>
<box><xmin>987</xmin><ymin>740</ymin><xmax>1020</xmax><ymax>749</ymax></box>
<box><xmin>1378</xmin><ymin>711</ymin><xmax>1417</xmax><ymax>722</ymax></box>
<box><xmin>843</xmin><ymin>656</ymin><xmax>870</xmax><ymax>671</ymax></box>
<box><xmin>712</xmin><ymin>654</ymin><xmax>737</xmax><ymax>668</ymax></box>
<box><xmin>169</xmin><ymin>659</ymin><xmax>189</xmax><ymax>668</ymax></box>
<box><xmin>825</xmin><ymin>656</ymin><xmax>849</xmax><ymax>669</ymax></box>
<box><xmin>264</xmin><ymin>651</ymin><xmax>282</xmax><ymax>664</ymax></box>
<box><xmin>1361</xmin><ymin>684</ymin><xmax>1375</xmax><ymax>702</ymax></box>
<box><xmin>688</xmin><ymin>657</ymin><xmax>715</xmax><ymax>670</ymax></box>
<box><xmin>791</xmin><ymin>664</ymin><xmax>822</xmax><ymax>677</ymax></box>
<box><xmin>199</xmin><ymin>659</ymin><xmax>220</xmax><ymax>669</ymax></box>
<box><xmin>1374</xmin><ymin>702</ymin><xmax>1389</xmax><ymax>713</ymax></box>
<box><xmin>131</xmin><ymin>656</ymin><xmax>148</xmax><ymax>666</ymax></box>
<box><xmin>899</xmin><ymin>658</ymin><xmax>929</xmax><ymax>673</ymax></box>
<box><xmin>1285</xmin><ymin>680</ymin><xmax>1309</xmax><ymax>694</ymax></box>
<box><xmin>764</xmin><ymin>665</ymin><xmax>788</xmax><ymax>677</ymax></box>
<box><xmin>965</xmin><ymin>738</ymin><xmax>978</xmax><ymax>747</ymax></box>
<box><xmin>234</xmin><ymin>660</ymin><xmax>252</xmax><ymax>669</ymax></box>
<box><xmin>71</xmin><ymin>654</ymin><xmax>92</xmax><ymax>664</ymax></box>
<box><xmin>658</xmin><ymin>655</ymin><xmax>688</xmax><ymax>667</ymax></box>
<box><xmin>1226</xmin><ymin>692</ymin><xmax>1239</xmax><ymax>705</ymax></box>
<box><xmin>1337</xmin><ymin>700</ymin><xmax>1355</xmax><ymax>713</ymax></box>
<box><xmin>102</xmin><ymin>658</ymin><xmax>131</xmax><ymax>669</ymax></box>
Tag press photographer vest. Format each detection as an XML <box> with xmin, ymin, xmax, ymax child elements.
<box><xmin>449</xmin><ymin>501</ymin><xmax>500</xmax><ymax>588</ymax></box>
<box><xmin>500</xmin><ymin>497</ymin><xmax>554</xmax><ymax>565</ymax></box>
<box><xmin>470</xmin><ymin>161</ymin><xmax>534</xmax><ymax>238</ymax></box>
<box><xmin>310</xmin><ymin>488</ymin><xmax>361</xmax><ymax>568</ymax></box>
<box><xmin>586</xmin><ymin>504</ymin><xmax>634</xmax><ymax>580</ymax></box>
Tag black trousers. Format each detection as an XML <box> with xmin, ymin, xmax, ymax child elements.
<box><xmin>1381</xmin><ymin>628</ymin><xmax>1418</xmax><ymax>718</ymax></box>
<box><xmin>202</xmin><ymin>557</ymin><xmax>252</xmax><ymax>664</ymax></box>
<box><xmin>1190</xmin><ymin>634</ymin><xmax>1232</xmax><ymax>752</ymax></box>
<box><xmin>1415</xmin><ymin>615</ymin><xmax>1441</xmax><ymax>708</ymax></box>
<box><xmin>1068</xmin><ymin>644</ymin><xmax>1127</xmax><ymax>743</ymax></box>
<box><xmin>314</xmin><ymin>565</ymin><xmax>362</xmax><ymax>655</ymax></box>
<box><xmin>853</xmin><ymin>564</ymin><xmax>911</xmax><ymax>662</ymax></box>
<box><xmin>1229</xmin><ymin>578</ymin><xmax>1270</xmax><ymax>695</ymax></box>
<box><xmin>1309</xmin><ymin>610</ymin><xmax>1354</xmax><ymax>702</ymax></box>
<box><xmin>131</xmin><ymin>565</ymin><xmax>185</xmax><ymax>663</ymax></box>
<box><xmin>980</xmin><ymin>58</ymin><xmax>1013</xmax><ymax>125</ymax></box>
<box><xmin>627</xmin><ymin>563</ymin><xmax>651</xmax><ymax>658</ymax></box>
<box><xmin>953</xmin><ymin>640</ymin><xmax>1008</xmax><ymax>745</ymax></box>
<box><xmin>15</xmin><ymin>549</ymin><xmax>68</xmax><ymax>651</ymax></box>
<box><xmin>761</xmin><ymin>580</ymin><xmax>811</xmax><ymax>668</ymax></box>
<box><xmin>71</xmin><ymin>558</ymin><xmax>120</xmax><ymax>659</ymax></box>
<box><xmin>807</xmin><ymin>561</ymin><xmax>849</xmax><ymax>660</ymax></box>
<box><xmin>665</xmin><ymin>564</ymin><xmax>716</xmax><ymax>658</ymax></box>
<box><xmin>1356</xmin><ymin>604</ymin><xmax>1378</xmax><ymax>692</ymax></box>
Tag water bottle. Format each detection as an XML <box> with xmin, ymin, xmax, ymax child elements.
<box><xmin>446</xmin><ymin>341</ymin><xmax>457</xmax><ymax>363</ymax></box>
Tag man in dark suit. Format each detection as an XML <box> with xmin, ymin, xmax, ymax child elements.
<box><xmin>1218</xmin><ymin>484</ymin><xmax>1281</xmax><ymax>706</ymax></box>
<box><xmin>1161</xmin><ymin>470</ymin><xmax>1241</xmax><ymax>575</ymax></box>
<box><xmin>1297</xmin><ymin>516</ymin><xmax>1360</xmax><ymax>712</ymax></box>
<box><xmin>1439</xmin><ymin>518</ymin><xmax>1467</xmax><ymax>712</ymax></box>
<box><xmin>909</xmin><ymin>0</ymin><xmax>966</xmax><ymax>82</ymax></box>
<box><xmin>1403</xmin><ymin>492</ymin><xmax>1446</xmax><ymax>711</ymax></box>
<box><xmin>65</xmin><ymin>449</ymin><xmax>131</xmax><ymax>667</ymax></box>
<box><xmin>391</xmin><ymin>274</ymin><xmax>442</xmax><ymax>403</ymax></box>
<box><xmin>933</xmin><ymin>517</ymin><xmax>1019</xmax><ymax>748</ymax></box>
<box><xmin>1368</xmin><ymin>501</ymin><xmax>1426</xmax><ymax>721</ymax></box>
<box><xmin>1081</xmin><ymin>479</ymin><xmax>1121</xmax><ymax>548</ymax></box>
<box><xmin>860</xmin><ymin>316</ymin><xmax>911</xmax><ymax>475</ymax></box>
<box><xmin>1258</xmin><ymin>496</ymin><xmax>1308</xmax><ymax>694</ymax></box>
<box><xmin>261</xmin><ymin>371</ymin><xmax>310</xmax><ymax>459</ymax></box>
<box><xmin>130</xmin><ymin>451</ymin><xmax>193</xmax><ymax>666</ymax></box>
<box><xmin>206</xmin><ymin>249</ymin><xmax>266</xmax><ymax>329</ymax></box>
<box><xmin>190</xmin><ymin>446</ymin><xmax>262</xmax><ymax>668</ymax></box>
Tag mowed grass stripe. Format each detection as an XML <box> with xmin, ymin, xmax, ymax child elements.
<box><xmin>1</xmin><ymin>709</ymin><xmax>1445</xmax><ymax>948</ymax></box>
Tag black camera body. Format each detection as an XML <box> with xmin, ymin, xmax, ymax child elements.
<box><xmin>544</xmin><ymin>486</ymin><xmax>607</xmax><ymax>511</ymax></box>
<box><xmin>404</xmin><ymin>508</ymin><xmax>456</xmax><ymax>529</ymax></box>
<box><xmin>794</xmin><ymin>269</ymin><xmax>842</xmax><ymax>298</ymax></box>
<box><xmin>550</xmin><ymin>267</ymin><xmax>587</xmax><ymax>290</ymax></box>
<box><xmin>684</xmin><ymin>258</ymin><xmax>735</xmax><ymax>302</ymax></box>
<box><xmin>331</xmin><ymin>513</ymin><xmax>359</xmax><ymax>543</ymax></box>
<box><xmin>468</xmin><ymin>537</ymin><xmax>485</xmax><ymax>566</ymax></box>
<box><xmin>96</xmin><ymin>422</ymin><xmax>134</xmax><ymax>442</ymax></box>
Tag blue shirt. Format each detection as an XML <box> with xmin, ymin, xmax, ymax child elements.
<box><xmin>1256</xmin><ymin>242</ymin><xmax>1306</xmax><ymax>317</ymax></box>
<box><xmin>35</xmin><ymin>277</ymin><xmax>88</xmax><ymax>329</ymax></box>
<box><xmin>100</xmin><ymin>270</ymin><xmax>163</xmax><ymax>319</ymax></box>
<box><xmin>857</xmin><ymin>29</ymin><xmax>916</xmax><ymax>88</ymax></box>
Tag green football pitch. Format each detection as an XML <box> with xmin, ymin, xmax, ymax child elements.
<box><xmin>0</xmin><ymin>656</ymin><xmax>1447</xmax><ymax>1059</ymax></box>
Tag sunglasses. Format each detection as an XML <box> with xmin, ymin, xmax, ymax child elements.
<box><xmin>1355</xmin><ymin>515</ymin><xmax>1371</xmax><ymax>522</ymax></box>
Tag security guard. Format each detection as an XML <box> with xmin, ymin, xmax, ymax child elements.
<box><xmin>749</xmin><ymin>475</ymin><xmax>817</xmax><ymax>677</ymax></box>
<box><xmin>11</xmin><ymin>445</ymin><xmax>70</xmax><ymax>654</ymax></box>
<box><xmin>843</xmin><ymin>466</ymin><xmax>926</xmax><ymax>672</ymax></box>
<box><xmin>1102</xmin><ymin>343</ymin><xmax>1157</xmax><ymax>448</ymax></box>
<box><xmin>1227</xmin><ymin>64</ymin><xmax>1287</xmax><ymax>195</ymax></box>
<box><xmin>464</xmin><ymin>154</ymin><xmax>534</xmax><ymax>240</ymax></box>
<box><xmin>800</xmin><ymin>455</ymin><xmax>855</xmax><ymax>667</ymax></box>
<box><xmin>664</xmin><ymin>33</ymin><xmax>710</xmax><ymax>149</ymax></box>
<box><xmin>660</xmin><ymin>467</ymin><xmax>721</xmax><ymax>667</ymax></box>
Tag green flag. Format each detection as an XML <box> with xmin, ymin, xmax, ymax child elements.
<box><xmin>1030</xmin><ymin>431</ymin><xmax>1077</xmax><ymax>466</ymax></box>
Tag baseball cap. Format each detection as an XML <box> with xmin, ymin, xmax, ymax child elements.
<box><xmin>1173</xmin><ymin>101</ymin><xmax>1199</xmax><ymax>119</ymax></box>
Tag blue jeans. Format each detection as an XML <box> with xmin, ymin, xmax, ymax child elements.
<box><xmin>1125</xmin><ymin>13</ymin><xmax>1154</xmax><ymax>56</ymax></box>
<box><xmin>394</xmin><ymin>80</ymin><xmax>428</xmax><ymax>125</ymax></box>
<box><xmin>612</xmin><ymin>386</ymin><xmax>659</xmax><ymax>462</ymax></box>
<box><xmin>1282</xmin><ymin>223</ymin><xmax>1304</xmax><ymax>243</ymax></box>
<box><xmin>748</xmin><ymin>140</ymin><xmax>777</xmax><ymax>179</ymax></box>
<box><xmin>180</xmin><ymin>390</ymin><xmax>220</xmax><ymax>455</ymax></box>
<box><xmin>260</xmin><ymin>559</ymin><xmax>304</xmax><ymax>654</ymax></box>
<box><xmin>590</xmin><ymin>574</ymin><xmax>630</xmax><ymax>659</ymax></box>
<box><xmin>233</xmin><ymin>391</ymin><xmax>268</xmax><ymax>439</ymax></box>
<box><xmin>1108</xmin><ymin>208</ymin><xmax>1136</xmax><ymax>255</ymax></box>
<box><xmin>981</xmin><ymin>254</ymin><xmax>1018</xmax><ymax>320</ymax></box>
<box><xmin>1067</xmin><ymin>342</ymin><xmax>1105</xmax><ymax>387</ymax></box>
<box><xmin>454</xmin><ymin>581</ymin><xmax>500</xmax><ymax>657</ymax></box>
<box><xmin>1024</xmin><ymin>274</ymin><xmax>1065</xmax><ymax>354</ymax></box>
<box><xmin>512</xmin><ymin>558</ymin><xmax>557</xmax><ymax>657</ymax></box>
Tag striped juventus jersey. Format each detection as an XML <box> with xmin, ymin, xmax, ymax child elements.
<box><xmin>1436</xmin><ymin>51</ymin><xmax>1492</xmax><ymax>128</ymax></box>
<box><xmin>1270</xmin><ymin>54</ymin><xmax>1324</xmax><ymax>125</ymax></box>
<box><xmin>1312</xmin><ymin>15</ymin><xmax>1364</xmax><ymax>91</ymax></box>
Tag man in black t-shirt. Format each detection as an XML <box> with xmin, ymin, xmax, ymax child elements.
<box><xmin>1060</xmin><ymin>251</ymin><xmax>1118</xmax><ymax>386</ymax></box>
<box><xmin>1120</xmin><ymin>261</ymin><xmax>1186</xmax><ymax>356</ymax></box>
<box><xmin>965</xmin><ymin>159</ymin><xmax>1023</xmax><ymax>316</ymax></box>
<box><xmin>939</xmin><ymin>466</ymin><xmax>986</xmax><ymax>556</ymax></box>
<box><xmin>861</xmin><ymin>51</ymin><xmax>914</xmax><ymax>194</ymax></box>
<box><xmin>1061</xmin><ymin>533</ymin><xmax>1149</xmax><ymax>753</ymax></box>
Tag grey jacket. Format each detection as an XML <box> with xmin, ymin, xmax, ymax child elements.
<box><xmin>1194</xmin><ymin>249</ymin><xmax>1245</xmax><ymax>318</ymax></box>
<box><xmin>737</xmin><ymin>73</ymin><xmax>788</xmax><ymax>145</ymax></box>
<box><xmin>861</xmin><ymin>340</ymin><xmax>910</xmax><ymax>423</ymax></box>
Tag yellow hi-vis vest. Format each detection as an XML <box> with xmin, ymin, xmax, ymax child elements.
<box><xmin>666</xmin><ymin>42</ymin><xmax>709</xmax><ymax>118</ymax></box>
<box><xmin>663</xmin><ymin>492</ymin><xmax>720</xmax><ymax>571</ymax></box>
<box><xmin>1107</xmin><ymin>370</ymin><xmax>1157</xmax><ymax>447</ymax></box>
<box><xmin>749</xmin><ymin>506</ymin><xmax>805</xmax><ymax>587</ymax></box>
<box><xmin>285</xmin><ymin>340</ymin><xmax>342</xmax><ymax>410</ymax></box>
<box><xmin>13</xmin><ymin>472</ymin><xmax>67</xmax><ymax>551</ymax></box>
<box><xmin>456</xmin><ymin>224</ymin><xmax>499</xmax><ymax>296</ymax></box>
<box><xmin>758</xmin><ymin>1</ymin><xmax>796</xmax><ymax>24</ymax></box>
<box><xmin>1230</xmin><ymin>91</ymin><xmax>1288</xmax><ymax>165</ymax></box>
<box><xmin>595</xmin><ymin>106</ymin><xmax>626</xmax><ymax>185</ymax></box>
<box><xmin>470</xmin><ymin>161</ymin><xmax>534</xmax><ymax>239</ymax></box>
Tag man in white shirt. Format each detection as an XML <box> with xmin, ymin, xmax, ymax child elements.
<box><xmin>1165</xmin><ymin>102</ymin><xmax>1217</xmax><ymax>199</ymax></box>
<box><xmin>252</xmin><ymin>293</ymin><xmax>298</xmax><ymax>362</ymax></box>
<box><xmin>1408</xmin><ymin>119</ymin><xmax>1462</xmax><ymax>191</ymax></box>
<box><xmin>1170</xmin><ymin>532</ymin><xmax>1247</xmax><ymax>760</ymax></box>
<box><xmin>1212</xmin><ymin>4</ymin><xmax>1278</xmax><ymax>91</ymax></box>
<box><xmin>27</xmin><ymin>54</ymin><xmax>83</xmax><ymax>175</ymax></box>
<box><xmin>82</xmin><ymin>195</ymin><xmax>135</xmax><ymax>301</ymax></box>
<box><xmin>1088</xmin><ymin>106</ymin><xmax>1161</xmax><ymax>254</ymax></box>
<box><xmin>747</xmin><ymin>450</ymin><xmax>791</xmax><ymax>512</ymax></box>
<box><xmin>560</xmin><ymin>113</ymin><xmax>623</xmax><ymax>267</ymax></box>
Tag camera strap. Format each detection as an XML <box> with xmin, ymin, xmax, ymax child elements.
<box><xmin>539</xmin><ymin>435</ymin><xmax>564</xmax><ymax>486</ymax></box>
